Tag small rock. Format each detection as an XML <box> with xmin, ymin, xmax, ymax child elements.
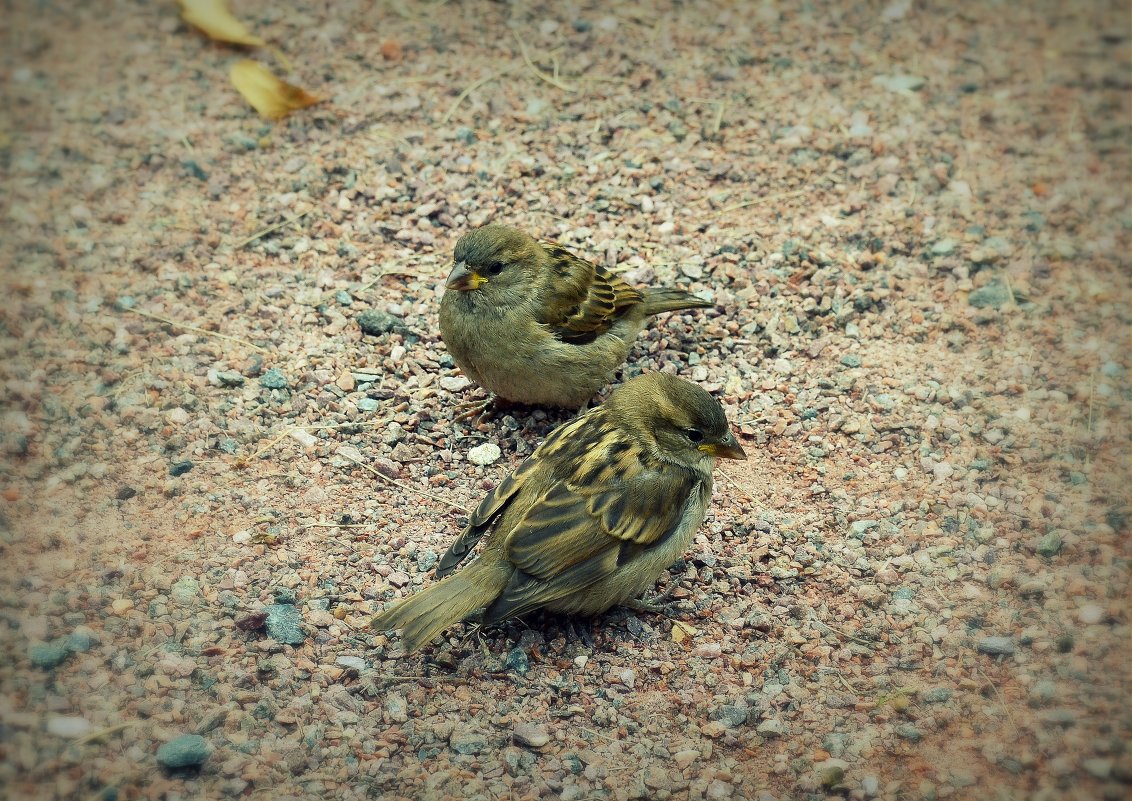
<box><xmin>356</xmin><ymin>310</ymin><xmax>400</xmax><ymax>335</ymax></box>
<box><xmin>1077</xmin><ymin>604</ymin><xmax>1105</xmax><ymax>625</ymax></box>
<box><xmin>921</xmin><ymin>687</ymin><xmax>952</xmax><ymax>703</ymax></box>
<box><xmin>931</xmin><ymin>239</ymin><xmax>957</xmax><ymax>255</ymax></box>
<box><xmin>710</xmin><ymin>704</ymin><xmax>748</xmax><ymax>728</ymax></box>
<box><xmin>290</xmin><ymin>429</ymin><xmax>317</xmax><ymax>448</ymax></box>
<box><xmin>111</xmin><ymin>599</ymin><xmax>134</xmax><ymax>614</ymax></box>
<box><xmin>895</xmin><ymin>724</ymin><xmax>922</xmax><ymax>741</ymax></box>
<box><xmin>862</xmin><ymin>775</ymin><xmax>880</xmax><ymax>797</ymax></box>
<box><xmin>387</xmin><ymin>571</ymin><xmax>411</xmax><ymax>588</ymax></box>
<box><xmin>335</xmin><ymin>656</ymin><xmax>366</xmax><ymax>671</ymax></box>
<box><xmin>439</xmin><ymin>376</ymin><xmax>471</xmax><ymax>392</ymax></box>
<box><xmin>840</xmin><ymin>354</ymin><xmax>862</xmax><ymax>368</ymax></box>
<box><xmin>264</xmin><ymin>604</ymin><xmax>305</xmax><ymax>645</ymax></box>
<box><xmin>65</xmin><ymin>627</ymin><xmax>99</xmax><ymax>653</ymax></box>
<box><xmin>449</xmin><ymin>726</ymin><xmax>489</xmax><ymax>755</ymax></box>
<box><xmin>169</xmin><ymin>460</ymin><xmax>194</xmax><ymax>477</ymax></box>
<box><xmin>171</xmin><ymin>577</ymin><xmax>200</xmax><ymax>606</ymax></box>
<box><xmin>1083</xmin><ymin>758</ymin><xmax>1113</xmax><ymax>780</ymax></box>
<box><xmin>504</xmin><ymin>647</ymin><xmax>530</xmax><ymax>675</ymax></box>
<box><xmin>29</xmin><ymin>640</ymin><xmax>71</xmax><ymax>669</ymax></box>
<box><xmin>336</xmin><ymin>371</ymin><xmax>355</xmax><ymax>392</ymax></box>
<box><xmin>968</xmin><ymin>281</ymin><xmax>1014</xmax><ymax>309</ymax></box>
<box><xmin>674</xmin><ymin>749</ymin><xmax>699</xmax><ymax>769</ymax></box>
<box><xmin>455</xmin><ymin>126</ymin><xmax>476</xmax><ymax>145</ymax></box>
<box><xmin>384</xmin><ymin>694</ymin><xmax>408</xmax><ymax>723</ymax></box>
<box><xmin>873</xmin><ymin>74</ymin><xmax>926</xmax><ymax>92</ymax></box>
<box><xmin>706</xmin><ymin>779</ymin><xmax>734</xmax><ymax>800</ymax></box>
<box><xmin>848</xmin><ymin>519</ymin><xmax>878</xmax><ymax>537</ymax></box>
<box><xmin>1036</xmin><ymin>531</ymin><xmax>1063</xmax><ymax>557</ymax></box>
<box><xmin>1028</xmin><ymin>680</ymin><xmax>1057</xmax><ymax>706</ymax></box>
<box><xmin>976</xmin><ymin>636</ymin><xmax>1014</xmax><ymax>656</ymax></box>
<box><xmin>47</xmin><ymin>716</ymin><xmax>93</xmax><ymax>738</ymax></box>
<box><xmin>260</xmin><ymin>368</ymin><xmax>289</xmax><ymax>389</ymax></box>
<box><xmin>156</xmin><ymin>734</ymin><xmax>212</xmax><ymax>769</ymax></box>
<box><xmin>756</xmin><ymin>719</ymin><xmax>784</xmax><ymax>737</ymax></box>
<box><xmin>467</xmin><ymin>443</ymin><xmax>501</xmax><ymax>466</ymax></box>
<box><xmin>232</xmin><ymin>530</ymin><xmax>252</xmax><ymax>545</ymax></box>
<box><xmin>216</xmin><ymin>370</ymin><xmax>245</xmax><ymax>387</ymax></box>
<box><xmin>817</xmin><ymin>759</ymin><xmax>847</xmax><ymax>788</ymax></box>
<box><xmin>357</xmin><ymin>398</ymin><xmax>380</xmax><ymax>412</ymax></box>
<box><xmin>513</xmin><ymin>722</ymin><xmax>550</xmax><ymax>749</ymax></box>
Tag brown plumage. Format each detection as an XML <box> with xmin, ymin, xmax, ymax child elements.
<box><xmin>371</xmin><ymin>373</ymin><xmax>746</xmax><ymax>653</ymax></box>
<box><xmin>438</xmin><ymin>225</ymin><xmax>714</xmax><ymax>408</ymax></box>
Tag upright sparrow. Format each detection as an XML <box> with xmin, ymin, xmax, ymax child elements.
<box><xmin>438</xmin><ymin>225</ymin><xmax>714</xmax><ymax>408</ymax></box>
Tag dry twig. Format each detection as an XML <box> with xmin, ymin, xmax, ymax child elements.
<box><xmin>125</xmin><ymin>308</ymin><xmax>266</xmax><ymax>352</ymax></box>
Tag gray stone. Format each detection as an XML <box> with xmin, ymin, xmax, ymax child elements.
<box><xmin>264</xmin><ymin>604</ymin><xmax>305</xmax><ymax>645</ymax></box>
<box><xmin>840</xmin><ymin>354</ymin><xmax>862</xmax><ymax>368</ymax></box>
<box><xmin>384</xmin><ymin>694</ymin><xmax>408</xmax><ymax>723</ymax></box>
<box><xmin>216</xmin><ymin>370</ymin><xmax>245</xmax><ymax>387</ymax></box>
<box><xmin>335</xmin><ymin>656</ymin><xmax>366</xmax><ymax>671</ymax></box>
<box><xmin>356</xmin><ymin>398</ymin><xmax>380</xmax><ymax>412</ymax></box>
<box><xmin>710</xmin><ymin>704</ymin><xmax>749</xmax><ymax>728</ymax></box>
<box><xmin>156</xmin><ymin>734</ymin><xmax>212</xmax><ymax>768</ymax></box>
<box><xmin>930</xmin><ymin>239</ymin><xmax>957</xmax><ymax>255</ymax></box>
<box><xmin>968</xmin><ymin>281</ymin><xmax>1014</xmax><ymax>309</ymax></box>
<box><xmin>921</xmin><ymin>687</ymin><xmax>952</xmax><ymax>703</ymax></box>
<box><xmin>171</xmin><ymin>577</ymin><xmax>200</xmax><ymax>606</ymax></box>
<box><xmin>848</xmin><ymin>520</ymin><xmax>878</xmax><ymax>538</ymax></box>
<box><xmin>862</xmin><ymin>775</ymin><xmax>880</xmax><ymax>797</ymax></box>
<box><xmin>449</xmin><ymin>726</ymin><xmax>489</xmax><ymax>755</ymax></box>
<box><xmin>29</xmin><ymin>639</ymin><xmax>71</xmax><ymax>669</ymax></box>
<box><xmin>259</xmin><ymin>369</ymin><xmax>289</xmax><ymax>389</ymax></box>
<box><xmin>504</xmin><ymin>647</ymin><xmax>530</xmax><ymax>675</ymax></box>
<box><xmin>976</xmin><ymin>636</ymin><xmax>1014</xmax><ymax>656</ymax></box>
<box><xmin>513</xmin><ymin>722</ymin><xmax>550</xmax><ymax>748</ymax></box>
<box><xmin>1036</xmin><ymin>531</ymin><xmax>1063</xmax><ymax>557</ymax></box>
<box><xmin>817</xmin><ymin>758</ymin><xmax>847</xmax><ymax>788</ymax></box>
<box><xmin>455</xmin><ymin>126</ymin><xmax>476</xmax><ymax>145</ymax></box>
<box><xmin>895</xmin><ymin>724</ymin><xmax>922</xmax><ymax>741</ymax></box>
<box><xmin>756</xmin><ymin>718</ymin><xmax>784</xmax><ymax>737</ymax></box>
<box><xmin>1083</xmin><ymin>759</ymin><xmax>1112</xmax><ymax>780</ymax></box>
<box><xmin>1028</xmin><ymin>680</ymin><xmax>1057</xmax><ymax>706</ymax></box>
<box><xmin>65</xmin><ymin>627</ymin><xmax>100</xmax><ymax>653</ymax></box>
<box><xmin>356</xmin><ymin>310</ymin><xmax>400</xmax><ymax>335</ymax></box>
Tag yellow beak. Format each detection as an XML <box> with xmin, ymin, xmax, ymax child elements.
<box><xmin>445</xmin><ymin>262</ymin><xmax>488</xmax><ymax>292</ymax></box>
<box><xmin>698</xmin><ymin>431</ymin><xmax>747</xmax><ymax>460</ymax></box>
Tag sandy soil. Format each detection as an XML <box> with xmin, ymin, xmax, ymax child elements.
<box><xmin>1</xmin><ymin>1</ymin><xmax>1129</xmax><ymax>799</ymax></box>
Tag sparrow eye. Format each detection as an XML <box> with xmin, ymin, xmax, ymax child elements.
<box><xmin>685</xmin><ymin>428</ymin><xmax>704</xmax><ymax>443</ymax></box>
<box><xmin>483</xmin><ymin>261</ymin><xmax>505</xmax><ymax>276</ymax></box>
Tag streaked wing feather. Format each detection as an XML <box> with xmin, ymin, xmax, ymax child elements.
<box><xmin>537</xmin><ymin>240</ymin><xmax>643</xmax><ymax>340</ymax></box>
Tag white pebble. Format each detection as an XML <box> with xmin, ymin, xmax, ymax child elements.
<box><xmin>290</xmin><ymin>429</ymin><xmax>317</xmax><ymax>448</ymax></box>
<box><xmin>440</xmin><ymin>376</ymin><xmax>471</xmax><ymax>392</ymax></box>
<box><xmin>232</xmin><ymin>530</ymin><xmax>252</xmax><ymax>544</ymax></box>
<box><xmin>1077</xmin><ymin>604</ymin><xmax>1105</xmax><ymax>625</ymax></box>
<box><xmin>47</xmin><ymin>716</ymin><xmax>92</xmax><ymax>738</ymax></box>
<box><xmin>467</xmin><ymin>443</ymin><xmax>501</xmax><ymax>466</ymax></box>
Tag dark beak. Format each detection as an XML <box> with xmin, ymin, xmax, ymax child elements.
<box><xmin>698</xmin><ymin>430</ymin><xmax>747</xmax><ymax>460</ymax></box>
<box><xmin>445</xmin><ymin>261</ymin><xmax>487</xmax><ymax>292</ymax></box>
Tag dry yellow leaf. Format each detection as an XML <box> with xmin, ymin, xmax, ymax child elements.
<box><xmin>229</xmin><ymin>60</ymin><xmax>319</xmax><ymax>120</ymax></box>
<box><xmin>179</xmin><ymin>0</ymin><xmax>266</xmax><ymax>47</ymax></box>
<box><xmin>671</xmin><ymin>620</ymin><xmax>698</xmax><ymax>644</ymax></box>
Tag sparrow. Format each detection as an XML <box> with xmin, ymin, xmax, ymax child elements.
<box><xmin>371</xmin><ymin>372</ymin><xmax>746</xmax><ymax>653</ymax></box>
<box><xmin>438</xmin><ymin>225</ymin><xmax>714</xmax><ymax>408</ymax></box>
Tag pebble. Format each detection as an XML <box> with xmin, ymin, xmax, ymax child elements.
<box><xmin>968</xmin><ymin>281</ymin><xmax>1014</xmax><ymax>309</ymax></box>
<box><xmin>504</xmin><ymin>647</ymin><xmax>531</xmax><ymax>675</ymax></box>
<box><xmin>335</xmin><ymin>655</ymin><xmax>366</xmax><ymax>671</ymax></box>
<box><xmin>384</xmin><ymin>694</ymin><xmax>408</xmax><ymax>723</ymax></box>
<box><xmin>711</xmin><ymin>704</ymin><xmax>749</xmax><ymax>728</ymax></box>
<box><xmin>873</xmin><ymin>74</ymin><xmax>926</xmax><ymax>92</ymax></box>
<box><xmin>66</xmin><ymin>627</ymin><xmax>99</xmax><ymax>653</ymax></box>
<box><xmin>756</xmin><ymin>719</ymin><xmax>784</xmax><ymax>737</ymax></box>
<box><xmin>895</xmin><ymin>724</ymin><xmax>922</xmax><ymax>741</ymax></box>
<box><xmin>156</xmin><ymin>734</ymin><xmax>212</xmax><ymax>769</ymax></box>
<box><xmin>171</xmin><ymin>576</ymin><xmax>200</xmax><ymax>606</ymax></box>
<box><xmin>356</xmin><ymin>310</ymin><xmax>400</xmax><ymax>335</ymax></box>
<box><xmin>817</xmin><ymin>759</ymin><xmax>847</xmax><ymax>788</ymax></box>
<box><xmin>449</xmin><ymin>726</ymin><xmax>489</xmax><ymax>755</ymax></box>
<box><xmin>467</xmin><ymin>443</ymin><xmax>502</xmax><ymax>466</ymax></box>
<box><xmin>29</xmin><ymin>639</ymin><xmax>72</xmax><ymax>669</ymax></box>
<box><xmin>862</xmin><ymin>775</ymin><xmax>880</xmax><ymax>797</ymax></box>
<box><xmin>840</xmin><ymin>354</ymin><xmax>862</xmax><ymax>368</ymax></box>
<box><xmin>921</xmin><ymin>687</ymin><xmax>952</xmax><ymax>703</ymax></box>
<box><xmin>47</xmin><ymin>716</ymin><xmax>93</xmax><ymax>738</ymax></box>
<box><xmin>1077</xmin><ymin>604</ymin><xmax>1105</xmax><ymax>624</ymax></box>
<box><xmin>264</xmin><ymin>604</ymin><xmax>306</xmax><ymax>645</ymax></box>
<box><xmin>290</xmin><ymin>429</ymin><xmax>317</xmax><ymax>448</ymax></box>
<box><xmin>439</xmin><ymin>376</ymin><xmax>471</xmax><ymax>392</ymax></box>
<box><xmin>1036</xmin><ymin>531</ymin><xmax>1063</xmax><ymax>557</ymax></box>
<box><xmin>357</xmin><ymin>398</ymin><xmax>380</xmax><ymax>412</ymax></box>
<box><xmin>706</xmin><ymin>779</ymin><xmax>734</xmax><ymax>800</ymax></box>
<box><xmin>1083</xmin><ymin>758</ymin><xmax>1113</xmax><ymax>779</ymax></box>
<box><xmin>232</xmin><ymin>530</ymin><xmax>252</xmax><ymax>544</ymax></box>
<box><xmin>976</xmin><ymin>636</ymin><xmax>1014</xmax><ymax>656</ymax></box>
<box><xmin>673</xmin><ymin>749</ymin><xmax>699</xmax><ymax>769</ymax></box>
<box><xmin>215</xmin><ymin>370</ymin><xmax>245</xmax><ymax>387</ymax></box>
<box><xmin>259</xmin><ymin>368</ymin><xmax>289</xmax><ymax>389</ymax></box>
<box><xmin>111</xmin><ymin>599</ymin><xmax>134</xmax><ymax>614</ymax></box>
<box><xmin>513</xmin><ymin>722</ymin><xmax>550</xmax><ymax>748</ymax></box>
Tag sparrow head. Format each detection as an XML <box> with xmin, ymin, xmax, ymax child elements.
<box><xmin>445</xmin><ymin>225</ymin><xmax>545</xmax><ymax>306</ymax></box>
<box><xmin>607</xmin><ymin>372</ymin><xmax>747</xmax><ymax>469</ymax></box>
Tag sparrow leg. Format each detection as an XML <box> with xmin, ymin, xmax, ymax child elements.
<box><xmin>566</xmin><ymin>618</ymin><xmax>595</xmax><ymax>649</ymax></box>
<box><xmin>624</xmin><ymin>585</ymin><xmax>689</xmax><ymax>618</ymax></box>
<box><xmin>452</xmin><ymin>394</ymin><xmax>513</xmax><ymax>423</ymax></box>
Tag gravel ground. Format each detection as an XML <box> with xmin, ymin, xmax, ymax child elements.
<box><xmin>2</xmin><ymin>1</ymin><xmax>1129</xmax><ymax>799</ymax></box>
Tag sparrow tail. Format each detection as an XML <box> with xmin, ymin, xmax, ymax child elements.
<box><xmin>640</xmin><ymin>287</ymin><xmax>713</xmax><ymax>316</ymax></box>
<box><xmin>371</xmin><ymin>561</ymin><xmax>508</xmax><ymax>653</ymax></box>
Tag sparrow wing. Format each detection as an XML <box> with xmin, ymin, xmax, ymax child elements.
<box><xmin>537</xmin><ymin>240</ymin><xmax>643</xmax><ymax>342</ymax></box>
<box><xmin>484</xmin><ymin>428</ymin><xmax>702</xmax><ymax>621</ymax></box>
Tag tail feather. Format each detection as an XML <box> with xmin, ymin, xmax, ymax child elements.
<box><xmin>371</xmin><ymin>562</ymin><xmax>508</xmax><ymax>653</ymax></box>
<box><xmin>641</xmin><ymin>287</ymin><xmax>714</xmax><ymax>316</ymax></box>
